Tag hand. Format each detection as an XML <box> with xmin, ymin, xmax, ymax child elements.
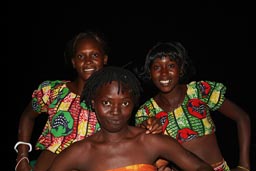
<box><xmin>156</xmin><ymin>159</ymin><xmax>174</xmax><ymax>171</ymax></box>
<box><xmin>140</xmin><ymin>117</ymin><xmax>163</xmax><ymax>134</ymax></box>
<box><xmin>158</xmin><ymin>166</ymin><xmax>173</xmax><ymax>171</ymax></box>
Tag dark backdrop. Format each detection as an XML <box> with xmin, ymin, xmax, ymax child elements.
<box><xmin>8</xmin><ymin>3</ymin><xmax>254</xmax><ymax>170</ymax></box>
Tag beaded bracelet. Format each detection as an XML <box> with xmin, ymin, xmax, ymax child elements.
<box><xmin>237</xmin><ymin>165</ymin><xmax>250</xmax><ymax>171</ymax></box>
<box><xmin>14</xmin><ymin>141</ymin><xmax>32</xmax><ymax>153</ymax></box>
<box><xmin>15</xmin><ymin>156</ymin><xmax>29</xmax><ymax>171</ymax></box>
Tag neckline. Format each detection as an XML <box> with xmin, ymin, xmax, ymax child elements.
<box><xmin>152</xmin><ymin>85</ymin><xmax>188</xmax><ymax>112</ymax></box>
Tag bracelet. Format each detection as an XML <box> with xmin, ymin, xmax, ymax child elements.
<box><xmin>15</xmin><ymin>156</ymin><xmax>29</xmax><ymax>171</ymax></box>
<box><xmin>14</xmin><ymin>141</ymin><xmax>32</xmax><ymax>153</ymax></box>
<box><xmin>237</xmin><ymin>165</ymin><xmax>250</xmax><ymax>171</ymax></box>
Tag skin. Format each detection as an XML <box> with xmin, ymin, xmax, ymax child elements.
<box><xmin>140</xmin><ymin>56</ymin><xmax>251</xmax><ymax>170</ymax></box>
<box><xmin>47</xmin><ymin>81</ymin><xmax>214</xmax><ymax>171</ymax></box>
<box><xmin>16</xmin><ymin>37</ymin><xmax>108</xmax><ymax>171</ymax></box>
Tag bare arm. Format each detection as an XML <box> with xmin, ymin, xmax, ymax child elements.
<box><xmin>16</xmin><ymin>100</ymin><xmax>40</xmax><ymax>171</ymax></box>
<box><xmin>150</xmin><ymin>134</ymin><xmax>214</xmax><ymax>171</ymax></box>
<box><xmin>47</xmin><ymin>141</ymin><xmax>88</xmax><ymax>171</ymax></box>
<box><xmin>218</xmin><ymin>99</ymin><xmax>251</xmax><ymax>169</ymax></box>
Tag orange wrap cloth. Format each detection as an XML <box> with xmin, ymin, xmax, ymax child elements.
<box><xmin>106</xmin><ymin>164</ymin><xmax>157</xmax><ymax>171</ymax></box>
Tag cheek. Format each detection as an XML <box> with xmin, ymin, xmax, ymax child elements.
<box><xmin>122</xmin><ymin>106</ymin><xmax>134</xmax><ymax>115</ymax></box>
<box><xmin>73</xmin><ymin>61</ymin><xmax>84</xmax><ymax>69</ymax></box>
<box><xmin>150</xmin><ymin>73</ymin><xmax>159</xmax><ymax>82</ymax></box>
<box><xmin>95</xmin><ymin>60</ymin><xmax>105</xmax><ymax>68</ymax></box>
<box><xmin>95</xmin><ymin>104</ymin><xmax>109</xmax><ymax>114</ymax></box>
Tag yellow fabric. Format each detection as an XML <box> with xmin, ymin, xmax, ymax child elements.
<box><xmin>106</xmin><ymin>164</ymin><xmax>157</xmax><ymax>171</ymax></box>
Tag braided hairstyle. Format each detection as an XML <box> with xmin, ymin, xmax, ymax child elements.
<box><xmin>81</xmin><ymin>66</ymin><xmax>142</xmax><ymax>111</ymax></box>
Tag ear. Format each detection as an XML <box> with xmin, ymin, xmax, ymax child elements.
<box><xmin>104</xmin><ymin>55</ymin><xmax>108</xmax><ymax>65</ymax></box>
<box><xmin>91</xmin><ymin>100</ymin><xmax>95</xmax><ymax>109</ymax></box>
<box><xmin>179</xmin><ymin>70</ymin><xmax>184</xmax><ymax>77</ymax></box>
<box><xmin>71</xmin><ymin>58</ymin><xmax>75</xmax><ymax>68</ymax></box>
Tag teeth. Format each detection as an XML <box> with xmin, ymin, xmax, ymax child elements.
<box><xmin>84</xmin><ymin>68</ymin><xmax>94</xmax><ymax>72</ymax></box>
<box><xmin>160</xmin><ymin>80</ymin><xmax>171</xmax><ymax>84</ymax></box>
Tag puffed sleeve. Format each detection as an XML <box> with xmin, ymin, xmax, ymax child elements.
<box><xmin>32</xmin><ymin>80</ymin><xmax>64</xmax><ymax>113</ymax></box>
<box><xmin>197</xmin><ymin>80</ymin><xmax>226</xmax><ymax>111</ymax></box>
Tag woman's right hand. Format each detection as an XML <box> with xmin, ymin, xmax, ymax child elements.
<box><xmin>140</xmin><ymin>117</ymin><xmax>163</xmax><ymax>134</ymax></box>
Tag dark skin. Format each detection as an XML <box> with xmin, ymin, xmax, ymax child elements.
<box><xmin>139</xmin><ymin>57</ymin><xmax>251</xmax><ymax>171</ymax></box>
<box><xmin>47</xmin><ymin>81</ymin><xmax>214</xmax><ymax>171</ymax></box>
<box><xmin>16</xmin><ymin>37</ymin><xmax>108</xmax><ymax>171</ymax></box>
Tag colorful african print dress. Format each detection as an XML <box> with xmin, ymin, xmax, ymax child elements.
<box><xmin>32</xmin><ymin>80</ymin><xmax>100</xmax><ymax>154</ymax></box>
<box><xmin>135</xmin><ymin>80</ymin><xmax>226</xmax><ymax>143</ymax></box>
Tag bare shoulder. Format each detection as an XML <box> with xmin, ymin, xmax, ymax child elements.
<box><xmin>63</xmin><ymin>137</ymin><xmax>93</xmax><ymax>156</ymax></box>
<box><xmin>134</xmin><ymin>127</ymin><xmax>174</xmax><ymax>144</ymax></box>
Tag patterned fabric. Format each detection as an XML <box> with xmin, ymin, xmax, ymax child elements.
<box><xmin>106</xmin><ymin>164</ymin><xmax>157</xmax><ymax>171</ymax></box>
<box><xmin>32</xmin><ymin>80</ymin><xmax>100</xmax><ymax>154</ymax></box>
<box><xmin>135</xmin><ymin>80</ymin><xmax>226</xmax><ymax>143</ymax></box>
<box><xmin>212</xmin><ymin>159</ymin><xmax>230</xmax><ymax>171</ymax></box>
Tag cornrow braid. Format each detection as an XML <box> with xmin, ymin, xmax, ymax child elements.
<box><xmin>81</xmin><ymin>66</ymin><xmax>142</xmax><ymax>110</ymax></box>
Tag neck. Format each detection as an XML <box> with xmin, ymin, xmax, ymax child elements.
<box><xmin>67</xmin><ymin>78</ymin><xmax>86</xmax><ymax>95</ymax></box>
<box><xmin>156</xmin><ymin>85</ymin><xmax>186</xmax><ymax>112</ymax></box>
<box><xmin>99</xmin><ymin>126</ymin><xmax>130</xmax><ymax>143</ymax></box>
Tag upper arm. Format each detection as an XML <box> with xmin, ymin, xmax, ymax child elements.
<box><xmin>48</xmin><ymin>142</ymin><xmax>88</xmax><ymax>171</ymax></box>
<box><xmin>218</xmin><ymin>98</ymin><xmax>250</xmax><ymax>122</ymax></box>
<box><xmin>48</xmin><ymin>149</ymin><xmax>77</xmax><ymax>171</ymax></box>
<box><xmin>151</xmin><ymin>135</ymin><xmax>212</xmax><ymax>171</ymax></box>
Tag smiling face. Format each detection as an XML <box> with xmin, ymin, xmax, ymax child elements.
<box><xmin>150</xmin><ymin>56</ymin><xmax>180</xmax><ymax>93</ymax></box>
<box><xmin>71</xmin><ymin>37</ymin><xmax>108</xmax><ymax>81</ymax></box>
<box><xmin>92</xmin><ymin>81</ymin><xmax>134</xmax><ymax>133</ymax></box>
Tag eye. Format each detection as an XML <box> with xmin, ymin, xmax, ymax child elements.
<box><xmin>152</xmin><ymin>65</ymin><xmax>160</xmax><ymax>71</ymax></box>
<box><xmin>77</xmin><ymin>54</ymin><xmax>84</xmax><ymax>60</ymax></box>
<box><xmin>168</xmin><ymin>63</ymin><xmax>175</xmax><ymax>69</ymax></box>
<box><xmin>102</xmin><ymin>100</ymin><xmax>111</xmax><ymax>106</ymax></box>
<box><xmin>91</xmin><ymin>53</ymin><xmax>99</xmax><ymax>58</ymax></box>
<box><xmin>122</xmin><ymin>101</ymin><xmax>129</xmax><ymax>107</ymax></box>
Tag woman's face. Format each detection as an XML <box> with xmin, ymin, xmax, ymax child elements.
<box><xmin>150</xmin><ymin>56</ymin><xmax>180</xmax><ymax>93</ymax></box>
<box><xmin>92</xmin><ymin>81</ymin><xmax>134</xmax><ymax>133</ymax></box>
<box><xmin>72</xmin><ymin>38</ymin><xmax>108</xmax><ymax>81</ymax></box>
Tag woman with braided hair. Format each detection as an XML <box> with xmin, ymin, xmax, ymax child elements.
<box><xmin>47</xmin><ymin>66</ymin><xmax>214</xmax><ymax>171</ymax></box>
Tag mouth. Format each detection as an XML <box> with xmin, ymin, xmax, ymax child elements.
<box><xmin>108</xmin><ymin>118</ymin><xmax>121</xmax><ymax>125</ymax></box>
<box><xmin>159</xmin><ymin>79</ymin><xmax>172</xmax><ymax>86</ymax></box>
<box><xmin>83</xmin><ymin>68</ymin><xmax>95</xmax><ymax>72</ymax></box>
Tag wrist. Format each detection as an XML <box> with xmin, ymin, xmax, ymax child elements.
<box><xmin>14</xmin><ymin>141</ymin><xmax>32</xmax><ymax>153</ymax></box>
<box><xmin>237</xmin><ymin>165</ymin><xmax>250</xmax><ymax>171</ymax></box>
<box><xmin>17</xmin><ymin>152</ymin><xmax>28</xmax><ymax>161</ymax></box>
<box><xmin>15</xmin><ymin>156</ymin><xmax>29</xmax><ymax>171</ymax></box>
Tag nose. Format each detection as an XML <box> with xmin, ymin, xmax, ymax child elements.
<box><xmin>161</xmin><ymin>67</ymin><xmax>169</xmax><ymax>76</ymax></box>
<box><xmin>83</xmin><ymin>56</ymin><xmax>92</xmax><ymax>65</ymax></box>
<box><xmin>110</xmin><ymin>103</ymin><xmax>120</xmax><ymax>115</ymax></box>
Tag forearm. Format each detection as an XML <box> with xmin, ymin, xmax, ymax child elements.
<box><xmin>16</xmin><ymin>103</ymin><xmax>37</xmax><ymax>158</ymax></box>
<box><xmin>237</xmin><ymin>113</ymin><xmax>251</xmax><ymax>169</ymax></box>
<box><xmin>17</xmin><ymin>114</ymin><xmax>35</xmax><ymax>156</ymax></box>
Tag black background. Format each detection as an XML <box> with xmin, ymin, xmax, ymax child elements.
<box><xmin>8</xmin><ymin>2</ymin><xmax>254</xmax><ymax>170</ymax></box>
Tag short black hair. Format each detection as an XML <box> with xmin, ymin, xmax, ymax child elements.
<box><xmin>138</xmin><ymin>41</ymin><xmax>196</xmax><ymax>84</ymax></box>
<box><xmin>81</xmin><ymin>66</ymin><xmax>142</xmax><ymax>110</ymax></box>
<box><xmin>64</xmin><ymin>30</ymin><xmax>109</xmax><ymax>67</ymax></box>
